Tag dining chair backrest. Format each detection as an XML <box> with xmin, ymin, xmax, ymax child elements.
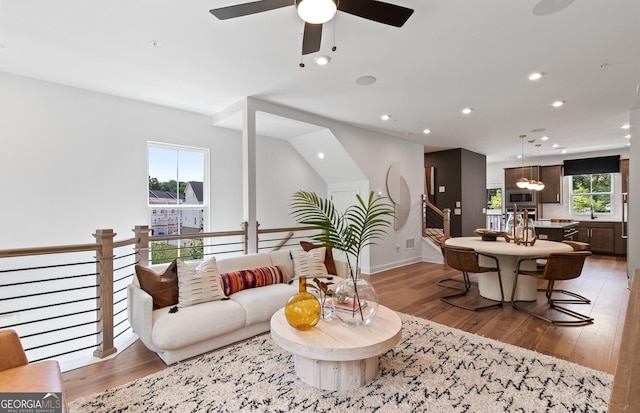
<box><xmin>541</xmin><ymin>251</ymin><xmax>592</xmax><ymax>281</ymax></box>
<box><xmin>0</xmin><ymin>329</ymin><xmax>28</xmax><ymax>371</ymax></box>
<box><xmin>442</xmin><ymin>245</ymin><xmax>485</xmax><ymax>273</ymax></box>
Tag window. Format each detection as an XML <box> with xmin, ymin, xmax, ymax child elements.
<box><xmin>570</xmin><ymin>173</ymin><xmax>612</xmax><ymax>215</ymax></box>
<box><xmin>148</xmin><ymin>142</ymin><xmax>209</xmax><ymax>263</ymax></box>
<box><xmin>486</xmin><ymin>188</ymin><xmax>503</xmax><ymax>231</ymax></box>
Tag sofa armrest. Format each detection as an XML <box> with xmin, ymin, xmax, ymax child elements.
<box><xmin>127</xmin><ymin>283</ymin><xmax>160</xmax><ymax>353</ymax></box>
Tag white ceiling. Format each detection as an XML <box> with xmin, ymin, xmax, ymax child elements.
<box><xmin>0</xmin><ymin>0</ymin><xmax>638</xmax><ymax>163</ymax></box>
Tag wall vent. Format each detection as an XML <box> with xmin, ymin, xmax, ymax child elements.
<box><xmin>405</xmin><ymin>238</ymin><xmax>415</xmax><ymax>250</ymax></box>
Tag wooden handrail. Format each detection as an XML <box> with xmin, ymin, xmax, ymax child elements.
<box><xmin>421</xmin><ymin>194</ymin><xmax>451</xmax><ymax>239</ymax></box>
<box><xmin>0</xmin><ymin>243</ymin><xmax>99</xmax><ymax>258</ymax></box>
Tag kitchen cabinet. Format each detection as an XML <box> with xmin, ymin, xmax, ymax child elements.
<box><xmin>621</xmin><ymin>158</ymin><xmax>629</xmax><ymax>194</ymax></box>
<box><xmin>539</xmin><ymin>165</ymin><xmax>562</xmax><ymax>204</ymax></box>
<box><xmin>505</xmin><ymin>166</ymin><xmax>539</xmax><ymax>190</ymax></box>
<box><xmin>576</xmin><ymin>221</ymin><xmax>616</xmax><ymax>254</ymax></box>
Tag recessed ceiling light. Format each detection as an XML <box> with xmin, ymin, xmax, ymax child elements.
<box><xmin>627</xmin><ymin>142</ymin><xmax>631</xmax><ymax>146</ymax></box>
<box><xmin>381</xmin><ymin>114</ymin><xmax>391</xmax><ymax>121</ymax></box>
<box><xmin>149</xmin><ymin>40</ymin><xmax>160</xmax><ymax>48</ymax></box>
<box><xmin>528</xmin><ymin>72</ymin><xmax>543</xmax><ymax>81</ymax></box>
<box><xmin>423</xmin><ymin>128</ymin><xmax>431</xmax><ymax>134</ymax></box>
<box><xmin>541</xmin><ymin>136</ymin><xmax>550</xmax><ymax>141</ymax></box>
<box><xmin>317</xmin><ymin>152</ymin><xmax>325</xmax><ymax>159</ymax></box>
<box><xmin>551</xmin><ymin>100</ymin><xmax>564</xmax><ymax>107</ymax></box>
<box><xmin>625</xmin><ymin>134</ymin><xmax>631</xmax><ymax>139</ymax></box>
<box><xmin>355</xmin><ymin>75</ymin><xmax>377</xmax><ymax>86</ymax></box>
<box><xmin>561</xmin><ymin>149</ymin><xmax>568</xmax><ymax>154</ymax></box>
<box><xmin>461</xmin><ymin>107</ymin><xmax>473</xmax><ymax>115</ymax></box>
<box><xmin>314</xmin><ymin>55</ymin><xmax>331</xmax><ymax>66</ymax></box>
<box><xmin>621</xmin><ymin>124</ymin><xmax>631</xmax><ymax>129</ymax></box>
<box><xmin>552</xmin><ymin>143</ymin><xmax>559</xmax><ymax>148</ymax></box>
<box><xmin>517</xmin><ymin>155</ymin><xmax>523</xmax><ymax>159</ymax></box>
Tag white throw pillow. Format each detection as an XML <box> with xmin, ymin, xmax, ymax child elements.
<box><xmin>291</xmin><ymin>247</ymin><xmax>329</xmax><ymax>278</ymax></box>
<box><xmin>177</xmin><ymin>258</ymin><xmax>226</xmax><ymax>307</ymax></box>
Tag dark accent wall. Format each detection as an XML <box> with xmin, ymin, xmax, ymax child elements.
<box><xmin>424</xmin><ymin>148</ymin><xmax>487</xmax><ymax>237</ymax></box>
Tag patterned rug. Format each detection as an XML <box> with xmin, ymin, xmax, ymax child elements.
<box><xmin>70</xmin><ymin>313</ymin><xmax>612</xmax><ymax>412</ymax></box>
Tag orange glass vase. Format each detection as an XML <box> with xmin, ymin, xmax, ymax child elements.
<box><xmin>284</xmin><ymin>276</ymin><xmax>321</xmax><ymax>331</ymax></box>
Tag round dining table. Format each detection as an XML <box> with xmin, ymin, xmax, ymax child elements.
<box><xmin>444</xmin><ymin>237</ymin><xmax>573</xmax><ymax>302</ymax></box>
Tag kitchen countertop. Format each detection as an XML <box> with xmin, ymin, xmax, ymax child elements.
<box><xmin>533</xmin><ymin>220</ymin><xmax>578</xmax><ymax>229</ymax></box>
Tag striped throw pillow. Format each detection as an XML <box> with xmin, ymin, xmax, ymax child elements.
<box><xmin>291</xmin><ymin>248</ymin><xmax>329</xmax><ymax>278</ymax></box>
<box><xmin>177</xmin><ymin>258</ymin><xmax>226</xmax><ymax>307</ymax></box>
<box><xmin>218</xmin><ymin>265</ymin><xmax>288</xmax><ymax>296</ymax></box>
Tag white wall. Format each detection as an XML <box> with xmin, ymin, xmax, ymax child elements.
<box><xmin>0</xmin><ymin>73</ymin><xmax>423</xmax><ymax>275</ymax></box>
<box><xmin>256</xmin><ymin>136</ymin><xmax>325</xmax><ymax>228</ymax></box>
<box><xmin>0</xmin><ymin>72</ymin><xmax>323</xmax><ymax>248</ymax></box>
<box><xmin>241</xmin><ymin>99</ymin><xmax>425</xmax><ymax>274</ymax></box>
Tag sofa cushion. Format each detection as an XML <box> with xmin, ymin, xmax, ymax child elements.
<box><xmin>291</xmin><ymin>248</ymin><xmax>329</xmax><ymax>278</ymax></box>
<box><xmin>229</xmin><ymin>283</ymin><xmax>297</xmax><ymax>325</ymax></box>
<box><xmin>135</xmin><ymin>259</ymin><xmax>179</xmax><ymax>309</ymax></box>
<box><xmin>151</xmin><ymin>299</ymin><xmax>246</xmax><ymax>350</ymax></box>
<box><xmin>300</xmin><ymin>241</ymin><xmax>338</xmax><ymax>275</ymax></box>
<box><xmin>219</xmin><ymin>265</ymin><xmax>288</xmax><ymax>296</ymax></box>
<box><xmin>216</xmin><ymin>253</ymin><xmax>273</xmax><ymax>274</ymax></box>
<box><xmin>177</xmin><ymin>258</ymin><xmax>226</xmax><ymax>307</ymax></box>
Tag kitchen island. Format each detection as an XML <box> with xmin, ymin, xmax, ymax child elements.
<box><xmin>533</xmin><ymin>220</ymin><xmax>579</xmax><ymax>242</ymax></box>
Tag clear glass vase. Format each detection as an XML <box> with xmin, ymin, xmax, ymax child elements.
<box><xmin>332</xmin><ymin>269</ymin><xmax>379</xmax><ymax>327</ymax></box>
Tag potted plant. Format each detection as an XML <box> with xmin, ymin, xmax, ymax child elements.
<box><xmin>290</xmin><ymin>190</ymin><xmax>394</xmax><ymax>326</ymax></box>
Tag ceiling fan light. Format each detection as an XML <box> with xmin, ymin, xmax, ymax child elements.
<box><xmin>296</xmin><ymin>0</ymin><xmax>337</xmax><ymax>24</ymax></box>
<box><xmin>516</xmin><ymin>177</ymin><xmax>529</xmax><ymax>188</ymax></box>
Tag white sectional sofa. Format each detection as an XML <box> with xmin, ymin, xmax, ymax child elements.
<box><xmin>128</xmin><ymin>249</ymin><xmax>347</xmax><ymax>364</ymax></box>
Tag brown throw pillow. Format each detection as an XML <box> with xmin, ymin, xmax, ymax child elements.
<box><xmin>300</xmin><ymin>241</ymin><xmax>337</xmax><ymax>275</ymax></box>
<box><xmin>135</xmin><ymin>259</ymin><xmax>179</xmax><ymax>310</ymax></box>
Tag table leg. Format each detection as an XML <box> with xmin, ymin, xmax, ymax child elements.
<box><xmin>294</xmin><ymin>355</ymin><xmax>379</xmax><ymax>391</ymax></box>
<box><xmin>478</xmin><ymin>255</ymin><xmax>538</xmax><ymax>302</ymax></box>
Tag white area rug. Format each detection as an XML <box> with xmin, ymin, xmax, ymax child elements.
<box><xmin>70</xmin><ymin>313</ymin><xmax>612</xmax><ymax>412</ymax></box>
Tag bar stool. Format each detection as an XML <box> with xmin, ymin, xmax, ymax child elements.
<box><xmin>512</xmin><ymin>251</ymin><xmax>593</xmax><ymax>325</ymax></box>
<box><xmin>440</xmin><ymin>244</ymin><xmax>504</xmax><ymax>311</ymax></box>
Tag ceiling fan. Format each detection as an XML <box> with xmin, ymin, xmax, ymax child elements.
<box><xmin>209</xmin><ymin>0</ymin><xmax>414</xmax><ymax>55</ymax></box>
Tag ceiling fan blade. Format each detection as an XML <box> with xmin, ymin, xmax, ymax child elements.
<box><xmin>338</xmin><ymin>0</ymin><xmax>414</xmax><ymax>27</ymax></box>
<box><xmin>302</xmin><ymin>23</ymin><xmax>322</xmax><ymax>55</ymax></box>
<box><xmin>210</xmin><ymin>0</ymin><xmax>292</xmax><ymax>20</ymax></box>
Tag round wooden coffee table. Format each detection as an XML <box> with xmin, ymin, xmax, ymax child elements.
<box><xmin>270</xmin><ymin>304</ymin><xmax>402</xmax><ymax>391</ymax></box>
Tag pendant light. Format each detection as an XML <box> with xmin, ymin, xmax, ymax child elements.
<box><xmin>516</xmin><ymin>135</ymin><xmax>529</xmax><ymax>188</ymax></box>
<box><xmin>534</xmin><ymin>143</ymin><xmax>545</xmax><ymax>191</ymax></box>
<box><xmin>526</xmin><ymin>140</ymin><xmax>537</xmax><ymax>189</ymax></box>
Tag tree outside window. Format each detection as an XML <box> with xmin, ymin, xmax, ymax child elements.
<box><xmin>570</xmin><ymin>173</ymin><xmax>612</xmax><ymax>215</ymax></box>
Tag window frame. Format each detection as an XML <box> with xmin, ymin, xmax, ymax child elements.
<box><xmin>146</xmin><ymin>141</ymin><xmax>211</xmax><ymax>233</ymax></box>
<box><xmin>569</xmin><ymin>172</ymin><xmax>613</xmax><ymax>216</ymax></box>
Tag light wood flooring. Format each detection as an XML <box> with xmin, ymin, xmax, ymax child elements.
<box><xmin>62</xmin><ymin>254</ymin><xmax>629</xmax><ymax>403</ymax></box>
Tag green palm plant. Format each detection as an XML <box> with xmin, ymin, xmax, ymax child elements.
<box><xmin>290</xmin><ymin>190</ymin><xmax>395</xmax><ymax>282</ymax></box>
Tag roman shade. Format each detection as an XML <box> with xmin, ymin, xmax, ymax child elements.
<box><xmin>563</xmin><ymin>155</ymin><xmax>620</xmax><ymax>175</ymax></box>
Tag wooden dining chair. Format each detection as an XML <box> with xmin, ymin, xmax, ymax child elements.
<box><xmin>440</xmin><ymin>244</ymin><xmax>504</xmax><ymax>311</ymax></box>
<box><xmin>434</xmin><ymin>236</ymin><xmax>467</xmax><ymax>291</ymax></box>
<box><xmin>512</xmin><ymin>251</ymin><xmax>593</xmax><ymax>325</ymax></box>
<box><xmin>536</xmin><ymin>240</ymin><xmax>591</xmax><ymax>304</ymax></box>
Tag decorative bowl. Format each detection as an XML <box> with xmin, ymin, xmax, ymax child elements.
<box><xmin>474</xmin><ymin>228</ymin><xmax>503</xmax><ymax>241</ymax></box>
